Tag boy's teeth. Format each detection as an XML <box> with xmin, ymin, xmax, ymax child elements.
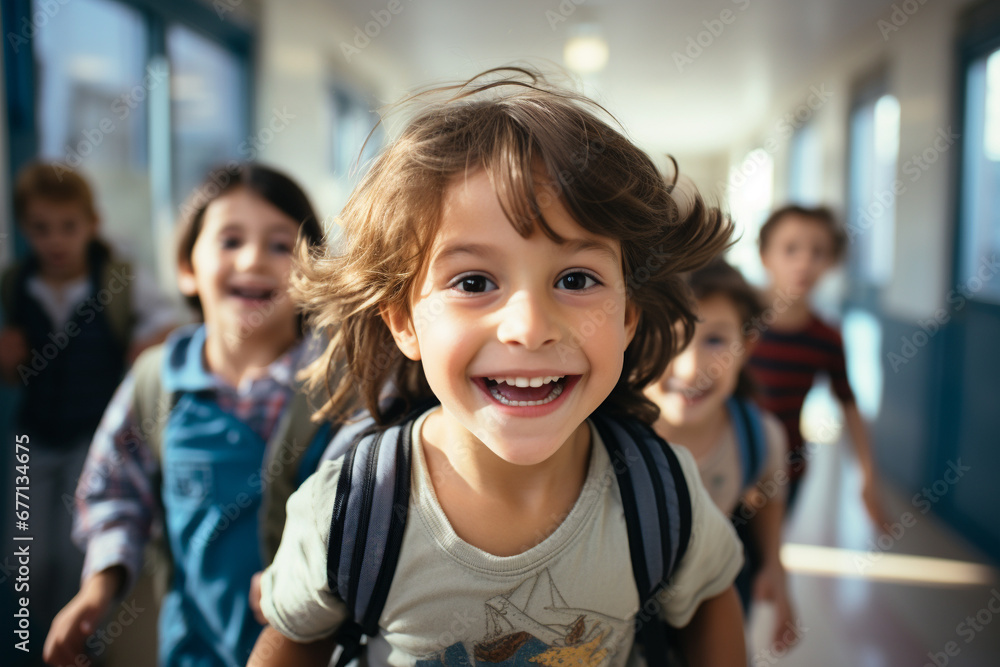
<box><xmin>488</xmin><ymin>380</ymin><xmax>565</xmax><ymax>407</ymax></box>
<box><xmin>233</xmin><ymin>287</ymin><xmax>271</xmax><ymax>298</ymax></box>
<box><xmin>486</xmin><ymin>375</ymin><xmax>564</xmax><ymax>386</ymax></box>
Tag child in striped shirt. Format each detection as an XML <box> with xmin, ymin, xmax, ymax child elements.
<box><xmin>748</xmin><ymin>205</ymin><xmax>889</xmax><ymax>528</ymax></box>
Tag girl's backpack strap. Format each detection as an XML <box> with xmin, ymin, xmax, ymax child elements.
<box><xmin>726</xmin><ymin>396</ymin><xmax>768</xmax><ymax>491</ymax></box>
<box><xmin>131</xmin><ymin>345</ymin><xmax>171</xmax><ymax>459</ymax></box>
<box><xmin>259</xmin><ymin>385</ymin><xmax>330</xmax><ymax>564</ymax></box>
<box><xmin>101</xmin><ymin>260</ymin><xmax>135</xmax><ymax>347</ymax></box>
<box><xmin>128</xmin><ymin>344</ymin><xmax>173</xmax><ymax>600</ymax></box>
<box><xmin>325</xmin><ymin>414</ymin><xmax>415</xmax><ymax>665</ymax></box>
<box><xmin>590</xmin><ymin>412</ymin><xmax>692</xmax><ymax>667</ymax></box>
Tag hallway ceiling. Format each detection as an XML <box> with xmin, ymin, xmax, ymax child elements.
<box><xmin>333</xmin><ymin>0</ymin><xmax>899</xmax><ymax>156</ymax></box>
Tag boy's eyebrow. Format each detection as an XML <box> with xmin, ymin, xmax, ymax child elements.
<box><xmin>215</xmin><ymin>220</ymin><xmax>297</xmax><ymax>234</ymax></box>
<box><xmin>433</xmin><ymin>238</ymin><xmax>618</xmax><ymax>263</ymax></box>
<box><xmin>266</xmin><ymin>220</ymin><xmax>298</xmax><ymax>234</ymax></box>
<box><xmin>562</xmin><ymin>237</ymin><xmax>619</xmax><ymax>263</ymax></box>
<box><xmin>432</xmin><ymin>242</ymin><xmax>497</xmax><ymax>263</ymax></box>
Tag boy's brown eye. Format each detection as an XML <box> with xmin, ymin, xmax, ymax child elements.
<box><xmin>452</xmin><ymin>274</ymin><xmax>496</xmax><ymax>293</ymax></box>
<box><xmin>557</xmin><ymin>272</ymin><xmax>598</xmax><ymax>290</ymax></box>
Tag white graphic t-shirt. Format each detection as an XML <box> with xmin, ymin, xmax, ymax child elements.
<box><xmin>695</xmin><ymin>411</ymin><xmax>788</xmax><ymax>516</ymax></box>
<box><xmin>261</xmin><ymin>408</ymin><xmax>743</xmax><ymax>667</ymax></box>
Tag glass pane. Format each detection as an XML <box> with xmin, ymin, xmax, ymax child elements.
<box><xmin>842</xmin><ymin>308</ymin><xmax>883</xmax><ymax>420</ymax></box>
<box><xmin>960</xmin><ymin>47</ymin><xmax>1000</xmax><ymax>302</ymax></box>
<box><xmin>167</xmin><ymin>25</ymin><xmax>248</xmax><ymax>209</ymax></box>
<box><xmin>329</xmin><ymin>85</ymin><xmax>382</xmax><ymax>180</ymax></box>
<box><xmin>871</xmin><ymin>94</ymin><xmax>899</xmax><ymax>284</ymax></box>
<box><xmin>846</xmin><ymin>93</ymin><xmax>899</xmax><ymax>286</ymax></box>
<box><xmin>726</xmin><ymin>149</ymin><xmax>774</xmax><ymax>287</ymax></box>
<box><xmin>788</xmin><ymin>122</ymin><xmax>823</xmax><ymax>206</ymax></box>
<box><xmin>33</xmin><ymin>0</ymin><xmax>155</xmax><ymax>269</ymax></box>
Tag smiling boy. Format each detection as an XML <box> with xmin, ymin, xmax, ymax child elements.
<box><xmin>250</xmin><ymin>69</ymin><xmax>746</xmax><ymax>667</ymax></box>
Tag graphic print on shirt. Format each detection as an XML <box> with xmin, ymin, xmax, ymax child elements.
<box><xmin>416</xmin><ymin>568</ymin><xmax>627</xmax><ymax>667</ymax></box>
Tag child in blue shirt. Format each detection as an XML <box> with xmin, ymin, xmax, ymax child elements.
<box><xmin>43</xmin><ymin>164</ymin><xmax>332</xmax><ymax>667</ymax></box>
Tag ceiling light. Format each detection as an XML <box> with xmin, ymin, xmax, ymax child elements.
<box><xmin>564</xmin><ymin>25</ymin><xmax>609</xmax><ymax>74</ymax></box>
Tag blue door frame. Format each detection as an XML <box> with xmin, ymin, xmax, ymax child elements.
<box><xmin>935</xmin><ymin>0</ymin><xmax>1000</xmax><ymax>562</ymax></box>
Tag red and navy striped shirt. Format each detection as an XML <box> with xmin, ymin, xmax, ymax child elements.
<box><xmin>748</xmin><ymin>313</ymin><xmax>855</xmax><ymax>478</ymax></box>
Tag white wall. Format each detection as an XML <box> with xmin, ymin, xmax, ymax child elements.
<box><xmin>885</xmin><ymin>0</ymin><xmax>964</xmax><ymax>320</ymax></box>
<box><xmin>254</xmin><ymin>0</ymin><xmax>411</xmax><ymax>229</ymax></box>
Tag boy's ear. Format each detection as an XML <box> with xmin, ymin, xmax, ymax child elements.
<box><xmin>758</xmin><ymin>244</ymin><xmax>771</xmax><ymax>269</ymax></box>
<box><xmin>380</xmin><ymin>302</ymin><xmax>421</xmax><ymax>361</ymax></box>
<box><xmin>177</xmin><ymin>259</ymin><xmax>198</xmax><ymax>297</ymax></box>
<box><xmin>624</xmin><ymin>302</ymin><xmax>640</xmax><ymax>347</ymax></box>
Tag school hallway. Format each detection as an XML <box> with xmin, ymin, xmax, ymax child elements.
<box><xmin>746</xmin><ymin>434</ymin><xmax>1000</xmax><ymax>666</ymax></box>
<box><xmin>4</xmin><ymin>0</ymin><xmax>1000</xmax><ymax>664</ymax></box>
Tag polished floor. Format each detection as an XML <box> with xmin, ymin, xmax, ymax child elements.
<box><xmin>745</xmin><ymin>437</ymin><xmax>1000</xmax><ymax>667</ymax></box>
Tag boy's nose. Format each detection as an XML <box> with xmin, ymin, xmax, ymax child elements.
<box><xmin>496</xmin><ymin>290</ymin><xmax>561</xmax><ymax>350</ymax></box>
<box><xmin>670</xmin><ymin>346</ymin><xmax>701</xmax><ymax>383</ymax></box>
<box><xmin>236</xmin><ymin>242</ymin><xmax>267</xmax><ymax>271</ymax></box>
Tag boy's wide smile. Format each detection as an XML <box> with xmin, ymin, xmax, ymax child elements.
<box><xmin>473</xmin><ymin>374</ymin><xmax>581</xmax><ymax>414</ymax></box>
<box><xmin>227</xmin><ymin>281</ymin><xmax>279</xmax><ymax>308</ymax></box>
<box><xmin>664</xmin><ymin>378</ymin><xmax>714</xmax><ymax>404</ymax></box>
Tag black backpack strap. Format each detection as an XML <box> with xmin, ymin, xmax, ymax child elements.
<box><xmin>591</xmin><ymin>412</ymin><xmax>693</xmax><ymax>667</ymax></box>
<box><xmin>727</xmin><ymin>396</ymin><xmax>767</xmax><ymax>491</ymax></box>
<box><xmin>325</xmin><ymin>409</ymin><xmax>418</xmax><ymax>665</ymax></box>
<box><xmin>321</xmin><ymin>396</ymin><xmax>411</xmax><ymax>464</ymax></box>
<box><xmin>592</xmin><ymin>413</ymin><xmax>692</xmax><ymax>589</ymax></box>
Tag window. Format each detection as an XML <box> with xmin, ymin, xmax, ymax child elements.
<box><xmin>842</xmin><ymin>308</ymin><xmax>883</xmax><ymax>420</ymax></box>
<box><xmin>725</xmin><ymin>148</ymin><xmax>774</xmax><ymax>286</ymax></box>
<box><xmin>329</xmin><ymin>84</ymin><xmax>382</xmax><ymax>180</ymax></box>
<box><xmin>168</xmin><ymin>25</ymin><xmax>249</xmax><ymax>209</ymax></box>
<box><xmin>21</xmin><ymin>0</ymin><xmax>252</xmax><ymax>278</ymax></box>
<box><xmin>959</xmin><ymin>46</ymin><xmax>1000</xmax><ymax>302</ymax></box>
<box><xmin>846</xmin><ymin>90</ymin><xmax>900</xmax><ymax>287</ymax></box>
<box><xmin>787</xmin><ymin>122</ymin><xmax>823</xmax><ymax>206</ymax></box>
<box><xmin>33</xmin><ymin>0</ymin><xmax>154</xmax><ymax>268</ymax></box>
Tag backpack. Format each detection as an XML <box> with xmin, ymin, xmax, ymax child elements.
<box><xmin>725</xmin><ymin>396</ymin><xmax>768</xmax><ymax>492</ymax></box>
<box><xmin>323</xmin><ymin>401</ymin><xmax>694</xmax><ymax>667</ymax></box>
<box><xmin>724</xmin><ymin>396</ymin><xmax>770</xmax><ymax>614</ymax></box>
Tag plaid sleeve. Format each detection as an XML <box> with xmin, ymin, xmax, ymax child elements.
<box><xmin>73</xmin><ymin>371</ymin><xmax>161</xmax><ymax>592</ymax></box>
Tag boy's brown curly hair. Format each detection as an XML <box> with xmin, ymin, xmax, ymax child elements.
<box><xmin>295</xmin><ymin>67</ymin><xmax>734</xmax><ymax>426</ymax></box>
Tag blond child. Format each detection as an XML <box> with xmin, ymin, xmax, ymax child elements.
<box><xmin>250</xmin><ymin>68</ymin><xmax>746</xmax><ymax>667</ymax></box>
<box><xmin>645</xmin><ymin>259</ymin><xmax>797</xmax><ymax>653</ymax></box>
